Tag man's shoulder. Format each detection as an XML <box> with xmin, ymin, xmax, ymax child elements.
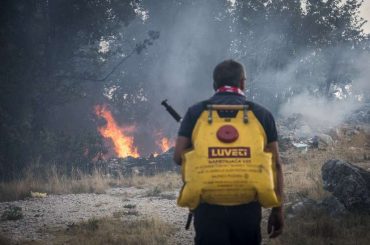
<box><xmin>247</xmin><ymin>101</ymin><xmax>278</xmax><ymax>143</ymax></box>
<box><xmin>188</xmin><ymin>100</ymin><xmax>207</xmax><ymax>110</ymax></box>
<box><xmin>186</xmin><ymin>100</ymin><xmax>208</xmax><ymax>116</ymax></box>
<box><xmin>178</xmin><ymin>100</ymin><xmax>209</xmax><ymax>138</ymax></box>
<box><xmin>247</xmin><ymin>101</ymin><xmax>274</xmax><ymax>119</ymax></box>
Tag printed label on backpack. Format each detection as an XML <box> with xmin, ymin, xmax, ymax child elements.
<box><xmin>208</xmin><ymin>147</ymin><xmax>251</xmax><ymax>158</ymax></box>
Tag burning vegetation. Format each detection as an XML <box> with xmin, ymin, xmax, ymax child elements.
<box><xmin>94</xmin><ymin>105</ymin><xmax>173</xmax><ymax>159</ymax></box>
<box><xmin>95</xmin><ymin>105</ymin><xmax>139</xmax><ymax>158</ymax></box>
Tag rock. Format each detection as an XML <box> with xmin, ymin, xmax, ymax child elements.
<box><xmin>285</xmin><ymin>198</ymin><xmax>317</xmax><ymax>218</ymax></box>
<box><xmin>312</xmin><ymin>134</ymin><xmax>334</xmax><ymax>149</ymax></box>
<box><xmin>277</xmin><ymin>113</ymin><xmax>330</xmax><ymax>151</ymax></box>
<box><xmin>278</xmin><ymin>136</ymin><xmax>292</xmax><ymax>152</ymax></box>
<box><xmin>318</xmin><ymin>196</ymin><xmax>347</xmax><ymax>216</ymax></box>
<box><xmin>322</xmin><ymin>159</ymin><xmax>370</xmax><ymax>213</ymax></box>
<box><xmin>286</xmin><ymin>196</ymin><xmax>348</xmax><ymax>218</ymax></box>
<box><xmin>346</xmin><ymin>103</ymin><xmax>370</xmax><ymax>124</ymax></box>
<box><xmin>292</xmin><ymin>142</ymin><xmax>309</xmax><ymax>153</ymax></box>
<box><xmin>290</xmin><ymin>198</ymin><xmax>316</xmax><ymax>213</ymax></box>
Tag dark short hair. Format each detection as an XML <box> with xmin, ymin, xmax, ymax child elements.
<box><xmin>213</xmin><ymin>60</ymin><xmax>245</xmax><ymax>89</ymax></box>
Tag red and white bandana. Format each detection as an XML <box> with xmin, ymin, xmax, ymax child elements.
<box><xmin>216</xmin><ymin>86</ymin><xmax>245</xmax><ymax>96</ymax></box>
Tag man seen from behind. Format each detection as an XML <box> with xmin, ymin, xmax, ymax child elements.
<box><xmin>173</xmin><ymin>59</ymin><xmax>284</xmax><ymax>245</ymax></box>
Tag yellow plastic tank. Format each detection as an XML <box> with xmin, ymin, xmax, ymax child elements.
<box><xmin>177</xmin><ymin>105</ymin><xmax>281</xmax><ymax>210</ymax></box>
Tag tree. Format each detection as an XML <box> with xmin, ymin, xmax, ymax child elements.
<box><xmin>0</xmin><ymin>0</ymin><xmax>138</xmax><ymax>179</ymax></box>
<box><xmin>231</xmin><ymin>0</ymin><xmax>367</xmax><ymax>110</ymax></box>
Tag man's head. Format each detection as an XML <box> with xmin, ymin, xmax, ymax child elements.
<box><xmin>213</xmin><ymin>59</ymin><xmax>246</xmax><ymax>91</ymax></box>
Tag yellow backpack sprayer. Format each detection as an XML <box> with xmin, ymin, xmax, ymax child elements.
<box><xmin>162</xmin><ymin>100</ymin><xmax>281</xmax><ymax>229</ymax></box>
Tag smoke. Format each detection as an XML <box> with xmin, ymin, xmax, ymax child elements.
<box><xmin>100</xmin><ymin>0</ymin><xmax>370</xmax><ymax>154</ymax></box>
<box><xmin>139</xmin><ymin>0</ymin><xmax>235</xmax><ymax>136</ymax></box>
<box><xmin>351</xmin><ymin>53</ymin><xmax>370</xmax><ymax>96</ymax></box>
<box><xmin>278</xmin><ymin>50</ymin><xmax>370</xmax><ymax>135</ymax></box>
<box><xmin>280</xmin><ymin>92</ymin><xmax>362</xmax><ymax>132</ymax></box>
<box><xmin>149</xmin><ymin>2</ymin><xmax>232</xmax><ymax>101</ymax></box>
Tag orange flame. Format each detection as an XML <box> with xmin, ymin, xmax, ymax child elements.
<box><xmin>156</xmin><ymin>137</ymin><xmax>173</xmax><ymax>153</ymax></box>
<box><xmin>95</xmin><ymin>105</ymin><xmax>139</xmax><ymax>158</ymax></box>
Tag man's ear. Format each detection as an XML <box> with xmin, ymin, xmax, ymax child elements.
<box><xmin>239</xmin><ymin>79</ymin><xmax>245</xmax><ymax>90</ymax></box>
<box><xmin>213</xmin><ymin>82</ymin><xmax>217</xmax><ymax>91</ymax></box>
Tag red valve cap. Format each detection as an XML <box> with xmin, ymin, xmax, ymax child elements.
<box><xmin>216</xmin><ymin>125</ymin><xmax>239</xmax><ymax>143</ymax></box>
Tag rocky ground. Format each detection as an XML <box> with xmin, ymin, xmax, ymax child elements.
<box><xmin>1</xmin><ymin>104</ymin><xmax>369</xmax><ymax>244</ymax></box>
<box><xmin>0</xmin><ymin>187</ymin><xmax>195</xmax><ymax>244</ymax></box>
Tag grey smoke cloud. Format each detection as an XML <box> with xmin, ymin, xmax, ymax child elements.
<box><xmin>141</xmin><ymin>1</ymin><xmax>234</xmax><ymax>135</ymax></box>
<box><xmin>352</xmin><ymin>53</ymin><xmax>370</xmax><ymax>95</ymax></box>
<box><xmin>279</xmin><ymin>50</ymin><xmax>370</xmax><ymax>134</ymax></box>
<box><xmin>107</xmin><ymin>1</ymin><xmax>369</xmax><ymax>154</ymax></box>
<box><xmin>280</xmin><ymin>92</ymin><xmax>362</xmax><ymax>132</ymax></box>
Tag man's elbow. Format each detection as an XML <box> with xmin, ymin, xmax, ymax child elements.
<box><xmin>173</xmin><ymin>154</ymin><xmax>182</xmax><ymax>165</ymax></box>
<box><xmin>173</xmin><ymin>136</ymin><xmax>191</xmax><ymax>166</ymax></box>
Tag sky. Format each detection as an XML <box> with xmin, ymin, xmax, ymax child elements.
<box><xmin>361</xmin><ymin>0</ymin><xmax>370</xmax><ymax>33</ymax></box>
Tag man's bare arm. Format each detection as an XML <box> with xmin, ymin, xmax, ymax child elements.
<box><xmin>265</xmin><ymin>141</ymin><xmax>284</xmax><ymax>201</ymax></box>
<box><xmin>173</xmin><ymin>136</ymin><xmax>192</xmax><ymax>165</ymax></box>
<box><xmin>265</xmin><ymin>141</ymin><xmax>284</xmax><ymax>238</ymax></box>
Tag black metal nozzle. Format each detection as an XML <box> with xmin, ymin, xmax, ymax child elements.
<box><xmin>161</xmin><ymin>99</ymin><xmax>182</xmax><ymax>122</ymax></box>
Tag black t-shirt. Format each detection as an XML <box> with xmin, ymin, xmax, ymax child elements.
<box><xmin>178</xmin><ymin>92</ymin><xmax>278</xmax><ymax>143</ymax></box>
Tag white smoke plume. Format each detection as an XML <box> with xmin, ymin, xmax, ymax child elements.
<box><xmin>280</xmin><ymin>92</ymin><xmax>362</xmax><ymax>131</ymax></box>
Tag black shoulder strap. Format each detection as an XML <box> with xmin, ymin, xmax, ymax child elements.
<box><xmin>243</xmin><ymin>100</ymin><xmax>254</xmax><ymax>111</ymax></box>
<box><xmin>201</xmin><ymin>99</ymin><xmax>211</xmax><ymax>110</ymax></box>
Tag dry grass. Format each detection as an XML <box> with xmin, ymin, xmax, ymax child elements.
<box><xmin>111</xmin><ymin>171</ymin><xmax>182</xmax><ymax>191</ymax></box>
<box><xmin>0</xmin><ymin>167</ymin><xmax>181</xmax><ymax>202</ymax></box>
<box><xmin>282</xmin><ymin>126</ymin><xmax>370</xmax><ymax>203</ymax></box>
<box><xmin>267</xmin><ymin>127</ymin><xmax>370</xmax><ymax>245</ymax></box>
<box><xmin>0</xmin><ymin>167</ymin><xmax>110</xmax><ymax>202</ymax></box>
<box><xmin>5</xmin><ymin>216</ymin><xmax>176</xmax><ymax>245</ymax></box>
<box><xmin>283</xmin><ymin>149</ymin><xmax>332</xmax><ymax>202</ymax></box>
<box><xmin>269</xmin><ymin>207</ymin><xmax>370</xmax><ymax>245</ymax></box>
<box><xmin>48</xmin><ymin>216</ymin><xmax>176</xmax><ymax>245</ymax></box>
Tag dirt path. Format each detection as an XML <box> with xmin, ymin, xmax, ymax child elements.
<box><xmin>0</xmin><ymin>187</ymin><xmax>194</xmax><ymax>244</ymax></box>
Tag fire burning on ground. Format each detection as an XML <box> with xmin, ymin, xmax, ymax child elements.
<box><xmin>94</xmin><ymin>105</ymin><xmax>174</xmax><ymax>158</ymax></box>
<box><xmin>157</xmin><ymin>137</ymin><xmax>171</xmax><ymax>152</ymax></box>
<box><xmin>95</xmin><ymin>105</ymin><xmax>139</xmax><ymax>158</ymax></box>
<box><xmin>152</xmin><ymin>135</ymin><xmax>174</xmax><ymax>157</ymax></box>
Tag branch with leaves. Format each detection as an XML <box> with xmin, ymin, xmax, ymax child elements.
<box><xmin>56</xmin><ymin>31</ymin><xmax>160</xmax><ymax>82</ymax></box>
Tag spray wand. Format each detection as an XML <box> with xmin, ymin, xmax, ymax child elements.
<box><xmin>161</xmin><ymin>99</ymin><xmax>182</xmax><ymax>122</ymax></box>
